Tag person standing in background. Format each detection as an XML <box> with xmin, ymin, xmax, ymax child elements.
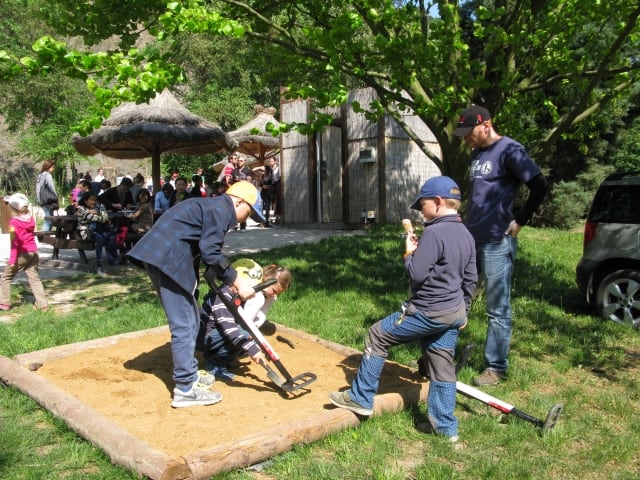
<box><xmin>94</xmin><ymin>168</ymin><xmax>105</xmax><ymax>183</ymax></box>
<box><xmin>0</xmin><ymin>193</ymin><xmax>48</xmax><ymax>311</ymax></box>
<box><xmin>232</xmin><ymin>157</ymin><xmax>255</xmax><ymax>231</ymax></box>
<box><xmin>35</xmin><ymin>160</ymin><xmax>59</xmax><ymax>232</ymax></box>
<box><xmin>268</xmin><ymin>157</ymin><xmax>282</xmax><ymax>225</ymax></box>
<box><xmin>173</xmin><ymin>177</ymin><xmax>192</xmax><ymax>205</ymax></box>
<box><xmin>222</xmin><ymin>153</ymin><xmax>240</xmax><ymax>190</ymax></box>
<box><xmin>259</xmin><ymin>159</ymin><xmax>279</xmax><ymax>227</ymax></box>
<box><xmin>130</xmin><ymin>173</ymin><xmax>146</xmax><ymax>205</ymax></box>
<box><xmin>453</xmin><ymin>105</ymin><xmax>549</xmax><ymax>387</ymax></box>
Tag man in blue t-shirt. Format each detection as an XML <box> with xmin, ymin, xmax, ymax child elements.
<box><xmin>453</xmin><ymin>105</ymin><xmax>549</xmax><ymax>386</ymax></box>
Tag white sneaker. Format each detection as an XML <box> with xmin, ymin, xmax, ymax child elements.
<box><xmin>171</xmin><ymin>385</ymin><xmax>222</xmax><ymax>408</ymax></box>
<box><xmin>197</xmin><ymin>369</ymin><xmax>216</xmax><ymax>387</ymax></box>
<box><xmin>96</xmin><ymin>267</ymin><xmax>107</xmax><ymax>277</ymax></box>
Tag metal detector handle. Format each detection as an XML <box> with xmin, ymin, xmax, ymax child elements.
<box><xmin>230</xmin><ymin>278</ymin><xmax>277</xmax><ymax>307</ymax></box>
<box><xmin>253</xmin><ymin>278</ymin><xmax>277</xmax><ymax>293</ymax></box>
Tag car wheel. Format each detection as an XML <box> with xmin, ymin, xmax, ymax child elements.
<box><xmin>596</xmin><ymin>269</ymin><xmax>640</xmax><ymax>328</ymax></box>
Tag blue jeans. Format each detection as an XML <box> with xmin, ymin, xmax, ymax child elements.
<box><xmin>348</xmin><ymin>309</ymin><xmax>466</xmax><ymax>437</ymax></box>
<box><xmin>476</xmin><ymin>235</ymin><xmax>517</xmax><ymax>373</ymax></box>
<box><xmin>91</xmin><ymin>227</ymin><xmax>118</xmax><ymax>267</ymax></box>
<box><xmin>144</xmin><ymin>264</ymin><xmax>201</xmax><ymax>391</ymax></box>
<box><xmin>42</xmin><ymin>206</ymin><xmax>53</xmax><ymax>231</ymax></box>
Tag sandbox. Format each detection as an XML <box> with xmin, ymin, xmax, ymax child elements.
<box><xmin>0</xmin><ymin>324</ymin><xmax>428</xmax><ymax>479</ymax></box>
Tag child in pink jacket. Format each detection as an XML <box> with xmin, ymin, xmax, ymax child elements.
<box><xmin>0</xmin><ymin>193</ymin><xmax>48</xmax><ymax>311</ymax></box>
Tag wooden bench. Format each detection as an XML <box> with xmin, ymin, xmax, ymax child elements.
<box><xmin>39</xmin><ymin>216</ymin><xmax>96</xmax><ymax>264</ymax></box>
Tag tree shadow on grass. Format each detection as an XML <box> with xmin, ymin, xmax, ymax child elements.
<box><xmin>245</xmin><ymin>226</ymin><xmax>636</xmax><ymax>380</ymax></box>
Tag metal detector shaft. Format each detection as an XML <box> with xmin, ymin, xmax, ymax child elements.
<box><xmin>210</xmin><ymin>278</ymin><xmax>317</xmax><ymax>392</ymax></box>
<box><xmin>456</xmin><ymin>381</ymin><xmax>563</xmax><ymax>433</ymax></box>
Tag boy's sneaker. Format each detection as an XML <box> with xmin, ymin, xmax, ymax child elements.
<box><xmin>0</xmin><ymin>304</ymin><xmax>10</xmax><ymax>311</ymax></box>
<box><xmin>171</xmin><ymin>385</ymin><xmax>222</xmax><ymax>408</ymax></box>
<box><xmin>197</xmin><ymin>370</ymin><xmax>216</xmax><ymax>387</ymax></box>
<box><xmin>416</xmin><ymin>422</ymin><xmax>459</xmax><ymax>443</ymax></box>
<box><xmin>329</xmin><ymin>391</ymin><xmax>373</xmax><ymax>416</ymax></box>
<box><xmin>96</xmin><ymin>267</ymin><xmax>107</xmax><ymax>277</ymax></box>
<box><xmin>473</xmin><ymin>369</ymin><xmax>506</xmax><ymax>386</ymax></box>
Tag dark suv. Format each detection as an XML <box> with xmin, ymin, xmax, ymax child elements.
<box><xmin>576</xmin><ymin>171</ymin><xmax>640</xmax><ymax>329</ymax></box>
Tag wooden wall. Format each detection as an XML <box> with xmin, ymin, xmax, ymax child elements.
<box><xmin>280</xmin><ymin>88</ymin><xmax>441</xmax><ymax>225</ymax></box>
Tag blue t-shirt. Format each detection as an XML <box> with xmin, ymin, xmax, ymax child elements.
<box><xmin>465</xmin><ymin>136</ymin><xmax>541</xmax><ymax>244</ymax></box>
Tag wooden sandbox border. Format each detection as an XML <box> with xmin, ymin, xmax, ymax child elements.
<box><xmin>1</xmin><ymin>325</ymin><xmax>429</xmax><ymax>480</ymax></box>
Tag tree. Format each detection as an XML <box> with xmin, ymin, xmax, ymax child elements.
<box><xmin>2</xmin><ymin>0</ymin><xmax>640</xmax><ymax>190</ymax></box>
<box><xmin>0</xmin><ymin>0</ymin><xmax>97</xmax><ymax>187</ymax></box>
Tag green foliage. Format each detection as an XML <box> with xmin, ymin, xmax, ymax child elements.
<box><xmin>611</xmin><ymin>116</ymin><xmax>640</xmax><ymax>172</ymax></box>
<box><xmin>3</xmin><ymin>0</ymin><xmax>640</xmax><ymax>186</ymax></box>
<box><xmin>3</xmin><ymin>0</ymin><xmax>640</xmax><ymax>229</ymax></box>
<box><xmin>36</xmin><ymin>0</ymin><xmax>168</xmax><ymax>48</ymax></box>
<box><xmin>542</xmin><ymin>163</ymin><xmax>614</xmax><ymax>228</ymax></box>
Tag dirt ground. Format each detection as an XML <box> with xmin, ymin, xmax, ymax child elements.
<box><xmin>31</xmin><ymin>326</ymin><xmax>425</xmax><ymax>460</ymax></box>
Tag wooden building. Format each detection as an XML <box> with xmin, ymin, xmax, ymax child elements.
<box><xmin>279</xmin><ymin>88</ymin><xmax>441</xmax><ymax>226</ymax></box>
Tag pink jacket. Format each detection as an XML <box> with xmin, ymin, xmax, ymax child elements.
<box><xmin>9</xmin><ymin>214</ymin><xmax>38</xmax><ymax>265</ymax></box>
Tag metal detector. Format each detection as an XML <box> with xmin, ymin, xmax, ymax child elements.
<box><xmin>207</xmin><ymin>276</ymin><xmax>317</xmax><ymax>394</ymax></box>
<box><xmin>454</xmin><ymin>344</ymin><xmax>563</xmax><ymax>434</ymax></box>
<box><xmin>456</xmin><ymin>382</ymin><xmax>563</xmax><ymax>434</ymax></box>
<box><xmin>417</xmin><ymin>344</ymin><xmax>563</xmax><ymax>434</ymax></box>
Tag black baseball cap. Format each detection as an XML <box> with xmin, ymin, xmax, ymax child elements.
<box><xmin>453</xmin><ymin>105</ymin><xmax>491</xmax><ymax>136</ymax></box>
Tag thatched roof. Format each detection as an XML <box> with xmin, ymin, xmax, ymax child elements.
<box><xmin>72</xmin><ymin>89</ymin><xmax>235</xmax><ymax>159</ymax></box>
<box><xmin>228</xmin><ymin>105</ymin><xmax>281</xmax><ymax>161</ymax></box>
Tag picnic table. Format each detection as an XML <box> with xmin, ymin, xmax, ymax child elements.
<box><xmin>37</xmin><ymin>216</ymin><xmax>95</xmax><ymax>264</ymax></box>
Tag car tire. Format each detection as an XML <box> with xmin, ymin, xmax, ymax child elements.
<box><xmin>596</xmin><ymin>269</ymin><xmax>640</xmax><ymax>328</ymax></box>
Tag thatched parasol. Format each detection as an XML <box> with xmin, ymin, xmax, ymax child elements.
<box><xmin>72</xmin><ymin>89</ymin><xmax>235</xmax><ymax>192</ymax></box>
<box><xmin>228</xmin><ymin>105</ymin><xmax>281</xmax><ymax>165</ymax></box>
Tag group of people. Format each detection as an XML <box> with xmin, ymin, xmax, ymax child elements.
<box><xmin>220</xmin><ymin>153</ymin><xmax>281</xmax><ymax>228</ymax></box>
<box><xmin>128</xmin><ymin>105</ymin><xmax>547</xmax><ymax>448</ymax></box>
<box><xmin>74</xmin><ymin>175</ymin><xmax>155</xmax><ymax>277</ymax></box>
<box><xmin>329</xmin><ymin>105</ymin><xmax>548</xmax><ymax>443</ymax></box>
<box><xmin>3</xmin><ymin>105</ymin><xmax>547</xmax><ymax>445</ymax></box>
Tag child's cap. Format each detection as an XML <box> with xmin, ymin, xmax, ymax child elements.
<box><xmin>4</xmin><ymin>193</ymin><xmax>29</xmax><ymax>211</ymax></box>
<box><xmin>410</xmin><ymin>176</ymin><xmax>462</xmax><ymax>210</ymax></box>
<box><xmin>232</xmin><ymin>258</ymin><xmax>263</xmax><ymax>286</ymax></box>
<box><xmin>226</xmin><ymin>180</ymin><xmax>266</xmax><ymax>224</ymax></box>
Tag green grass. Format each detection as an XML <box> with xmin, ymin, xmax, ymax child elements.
<box><xmin>1</xmin><ymin>226</ymin><xmax>639</xmax><ymax>479</ymax></box>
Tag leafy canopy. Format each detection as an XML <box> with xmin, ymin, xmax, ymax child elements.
<box><xmin>2</xmin><ymin>0</ymin><xmax>640</xmax><ymax>184</ymax></box>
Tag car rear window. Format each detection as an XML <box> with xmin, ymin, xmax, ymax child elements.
<box><xmin>588</xmin><ymin>184</ymin><xmax>640</xmax><ymax>224</ymax></box>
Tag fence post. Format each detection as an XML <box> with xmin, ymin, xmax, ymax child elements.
<box><xmin>0</xmin><ymin>199</ymin><xmax>10</xmax><ymax>234</ymax></box>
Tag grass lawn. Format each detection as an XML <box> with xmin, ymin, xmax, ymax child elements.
<box><xmin>1</xmin><ymin>226</ymin><xmax>639</xmax><ymax>479</ymax></box>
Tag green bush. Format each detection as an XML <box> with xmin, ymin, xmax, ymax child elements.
<box><xmin>542</xmin><ymin>163</ymin><xmax>614</xmax><ymax>228</ymax></box>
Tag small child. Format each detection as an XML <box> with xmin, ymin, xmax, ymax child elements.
<box><xmin>76</xmin><ymin>191</ymin><xmax>118</xmax><ymax>277</ymax></box>
<box><xmin>126</xmin><ymin>188</ymin><xmax>154</xmax><ymax>234</ymax></box>
<box><xmin>329</xmin><ymin>176</ymin><xmax>477</xmax><ymax>443</ymax></box>
<box><xmin>0</xmin><ymin>193</ymin><xmax>48</xmax><ymax>311</ymax></box>
<box><xmin>239</xmin><ymin>262</ymin><xmax>292</xmax><ymax>335</ymax></box>
<box><xmin>67</xmin><ymin>179</ymin><xmax>92</xmax><ymax>214</ymax></box>
<box><xmin>196</xmin><ymin>259</ymin><xmax>292</xmax><ymax>379</ymax></box>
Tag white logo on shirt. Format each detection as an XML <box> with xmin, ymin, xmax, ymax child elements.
<box><xmin>471</xmin><ymin>159</ymin><xmax>493</xmax><ymax>178</ymax></box>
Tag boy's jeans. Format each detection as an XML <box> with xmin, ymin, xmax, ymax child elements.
<box><xmin>476</xmin><ymin>235</ymin><xmax>517</xmax><ymax>373</ymax></box>
<box><xmin>348</xmin><ymin>309</ymin><xmax>465</xmax><ymax>437</ymax></box>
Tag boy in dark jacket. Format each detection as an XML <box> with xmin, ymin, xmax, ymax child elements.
<box><xmin>329</xmin><ymin>176</ymin><xmax>477</xmax><ymax>442</ymax></box>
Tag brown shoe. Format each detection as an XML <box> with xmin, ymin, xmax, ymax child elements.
<box><xmin>473</xmin><ymin>369</ymin><xmax>506</xmax><ymax>386</ymax></box>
